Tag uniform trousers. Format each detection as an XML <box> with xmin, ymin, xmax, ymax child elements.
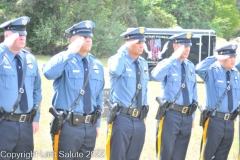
<box><xmin>110</xmin><ymin>113</ymin><xmax>145</xmax><ymax>160</ymax></box>
<box><xmin>201</xmin><ymin>117</ymin><xmax>234</xmax><ymax>160</ymax></box>
<box><xmin>0</xmin><ymin>120</ymin><xmax>33</xmax><ymax>160</ymax></box>
<box><xmin>158</xmin><ymin>110</ymin><xmax>192</xmax><ymax>160</ymax></box>
<box><xmin>53</xmin><ymin>122</ymin><xmax>97</xmax><ymax>160</ymax></box>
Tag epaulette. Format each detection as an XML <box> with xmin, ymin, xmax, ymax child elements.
<box><xmin>139</xmin><ymin>56</ymin><xmax>146</xmax><ymax>61</ymax></box>
<box><xmin>232</xmin><ymin>67</ymin><xmax>238</xmax><ymax>72</ymax></box>
<box><xmin>89</xmin><ymin>53</ymin><xmax>96</xmax><ymax>59</ymax></box>
<box><xmin>22</xmin><ymin>48</ymin><xmax>32</xmax><ymax>54</ymax></box>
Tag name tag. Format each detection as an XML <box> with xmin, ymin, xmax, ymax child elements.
<box><xmin>217</xmin><ymin>80</ymin><xmax>224</xmax><ymax>83</ymax></box>
<box><xmin>4</xmin><ymin>65</ymin><xmax>11</xmax><ymax>69</ymax></box>
<box><xmin>126</xmin><ymin>68</ymin><xmax>132</xmax><ymax>72</ymax></box>
<box><xmin>172</xmin><ymin>73</ymin><xmax>178</xmax><ymax>76</ymax></box>
<box><xmin>73</xmin><ymin>70</ymin><xmax>80</xmax><ymax>73</ymax></box>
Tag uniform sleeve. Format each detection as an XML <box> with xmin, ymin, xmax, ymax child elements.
<box><xmin>108</xmin><ymin>45</ymin><xmax>128</xmax><ymax>77</ymax></box>
<box><xmin>42</xmin><ymin>50</ymin><xmax>75</xmax><ymax>80</ymax></box>
<box><xmin>151</xmin><ymin>56</ymin><xmax>178</xmax><ymax>82</ymax></box>
<box><xmin>96</xmin><ymin>65</ymin><xmax>105</xmax><ymax>127</ymax></box>
<box><xmin>32</xmin><ymin>59</ymin><xmax>42</xmax><ymax>122</ymax></box>
<box><xmin>195</xmin><ymin>56</ymin><xmax>217</xmax><ymax>81</ymax></box>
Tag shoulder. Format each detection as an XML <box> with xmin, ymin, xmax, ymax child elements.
<box><xmin>22</xmin><ymin>49</ymin><xmax>37</xmax><ymax>61</ymax></box>
<box><xmin>186</xmin><ymin>59</ymin><xmax>195</xmax><ymax>67</ymax></box>
<box><xmin>139</xmin><ymin>56</ymin><xmax>148</xmax><ymax>65</ymax></box>
<box><xmin>89</xmin><ymin>53</ymin><xmax>104</xmax><ymax>68</ymax></box>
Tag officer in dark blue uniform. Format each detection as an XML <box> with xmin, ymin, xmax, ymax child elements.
<box><xmin>151</xmin><ymin>32</ymin><xmax>198</xmax><ymax>160</ymax></box>
<box><xmin>106</xmin><ymin>27</ymin><xmax>149</xmax><ymax>160</ymax></box>
<box><xmin>42</xmin><ymin>20</ymin><xmax>104</xmax><ymax>160</ymax></box>
<box><xmin>0</xmin><ymin>16</ymin><xmax>42</xmax><ymax>160</ymax></box>
<box><xmin>196</xmin><ymin>44</ymin><xmax>240</xmax><ymax>160</ymax></box>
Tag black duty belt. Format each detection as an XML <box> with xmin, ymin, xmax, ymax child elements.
<box><xmin>2</xmin><ymin>113</ymin><xmax>31</xmax><ymax>122</ymax></box>
<box><xmin>120</xmin><ymin>107</ymin><xmax>141</xmax><ymax>118</ymax></box>
<box><xmin>210</xmin><ymin>111</ymin><xmax>234</xmax><ymax>120</ymax></box>
<box><xmin>67</xmin><ymin>113</ymin><xmax>95</xmax><ymax>123</ymax></box>
<box><xmin>170</xmin><ymin>104</ymin><xmax>189</xmax><ymax>114</ymax></box>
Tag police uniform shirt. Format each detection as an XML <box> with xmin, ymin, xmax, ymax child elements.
<box><xmin>0</xmin><ymin>44</ymin><xmax>42</xmax><ymax>121</ymax></box>
<box><xmin>108</xmin><ymin>45</ymin><xmax>149</xmax><ymax>108</ymax></box>
<box><xmin>42</xmin><ymin>51</ymin><xmax>104</xmax><ymax>127</ymax></box>
<box><xmin>196</xmin><ymin>56</ymin><xmax>240</xmax><ymax>113</ymax></box>
<box><xmin>151</xmin><ymin>56</ymin><xmax>198</xmax><ymax>105</ymax></box>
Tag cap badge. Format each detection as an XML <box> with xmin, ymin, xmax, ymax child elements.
<box><xmin>85</xmin><ymin>22</ymin><xmax>91</xmax><ymax>28</ymax></box>
<box><xmin>139</xmin><ymin>27</ymin><xmax>145</xmax><ymax>34</ymax></box>
<box><xmin>22</xmin><ymin>18</ymin><xmax>27</xmax><ymax>25</ymax></box>
<box><xmin>186</xmin><ymin>32</ymin><xmax>191</xmax><ymax>39</ymax></box>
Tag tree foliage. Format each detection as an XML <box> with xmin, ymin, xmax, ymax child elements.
<box><xmin>0</xmin><ymin>0</ymin><xmax>239</xmax><ymax>55</ymax></box>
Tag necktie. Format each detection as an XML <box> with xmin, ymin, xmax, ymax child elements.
<box><xmin>134</xmin><ymin>60</ymin><xmax>142</xmax><ymax>108</ymax></box>
<box><xmin>226</xmin><ymin>71</ymin><xmax>233</xmax><ymax>112</ymax></box>
<box><xmin>15</xmin><ymin>55</ymin><xmax>28</xmax><ymax>113</ymax></box>
<box><xmin>82</xmin><ymin>58</ymin><xmax>91</xmax><ymax>114</ymax></box>
<box><xmin>181</xmin><ymin>63</ymin><xmax>190</xmax><ymax>106</ymax></box>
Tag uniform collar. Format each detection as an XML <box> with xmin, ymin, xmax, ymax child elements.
<box><xmin>6</xmin><ymin>49</ymin><xmax>23</xmax><ymax>62</ymax></box>
<box><xmin>126</xmin><ymin>54</ymin><xmax>139</xmax><ymax>65</ymax></box>
<box><xmin>75</xmin><ymin>53</ymin><xmax>90</xmax><ymax>62</ymax></box>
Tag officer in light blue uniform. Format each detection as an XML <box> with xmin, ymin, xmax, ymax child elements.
<box><xmin>42</xmin><ymin>20</ymin><xmax>104</xmax><ymax>160</ymax></box>
<box><xmin>107</xmin><ymin>27</ymin><xmax>149</xmax><ymax>160</ymax></box>
<box><xmin>196</xmin><ymin>44</ymin><xmax>240</xmax><ymax>160</ymax></box>
<box><xmin>151</xmin><ymin>32</ymin><xmax>198</xmax><ymax>160</ymax></box>
<box><xmin>0</xmin><ymin>16</ymin><xmax>42</xmax><ymax>160</ymax></box>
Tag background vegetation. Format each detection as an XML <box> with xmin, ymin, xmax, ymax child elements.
<box><xmin>0</xmin><ymin>0</ymin><xmax>240</xmax><ymax>56</ymax></box>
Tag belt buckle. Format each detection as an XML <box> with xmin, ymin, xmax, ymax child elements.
<box><xmin>132</xmin><ymin>109</ymin><xmax>139</xmax><ymax>117</ymax></box>
<box><xmin>182</xmin><ymin>106</ymin><xmax>188</xmax><ymax>114</ymax></box>
<box><xmin>85</xmin><ymin>115</ymin><xmax>91</xmax><ymax>123</ymax></box>
<box><xmin>19</xmin><ymin>114</ymin><xmax>27</xmax><ymax>122</ymax></box>
<box><xmin>224</xmin><ymin>113</ymin><xmax>230</xmax><ymax>120</ymax></box>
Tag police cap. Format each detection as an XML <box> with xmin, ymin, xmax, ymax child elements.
<box><xmin>168</xmin><ymin>32</ymin><xmax>193</xmax><ymax>46</ymax></box>
<box><xmin>215</xmin><ymin>44</ymin><xmax>238</xmax><ymax>57</ymax></box>
<box><xmin>0</xmin><ymin>16</ymin><xmax>30</xmax><ymax>36</ymax></box>
<box><xmin>120</xmin><ymin>27</ymin><xmax>147</xmax><ymax>42</ymax></box>
<box><xmin>65</xmin><ymin>20</ymin><xmax>95</xmax><ymax>37</ymax></box>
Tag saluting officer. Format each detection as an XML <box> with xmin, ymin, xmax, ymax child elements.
<box><xmin>42</xmin><ymin>20</ymin><xmax>104</xmax><ymax>160</ymax></box>
<box><xmin>151</xmin><ymin>32</ymin><xmax>198</xmax><ymax>160</ymax></box>
<box><xmin>0</xmin><ymin>16</ymin><xmax>42</xmax><ymax>159</ymax></box>
<box><xmin>106</xmin><ymin>27</ymin><xmax>149</xmax><ymax>160</ymax></box>
<box><xmin>196</xmin><ymin>44</ymin><xmax>240</xmax><ymax>160</ymax></box>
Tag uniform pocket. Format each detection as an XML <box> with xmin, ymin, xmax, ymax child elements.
<box><xmin>167</xmin><ymin>75</ymin><xmax>181</xmax><ymax>92</ymax></box>
<box><xmin>122</xmin><ymin>71</ymin><xmax>136</xmax><ymax>89</ymax></box>
<box><xmin>68</xmin><ymin>71</ymin><xmax>84</xmax><ymax>90</ymax></box>
<box><xmin>91</xmin><ymin>73</ymin><xmax>104</xmax><ymax>94</ymax></box>
<box><xmin>0</xmin><ymin>68</ymin><xmax>17</xmax><ymax>90</ymax></box>
<box><xmin>25</xmin><ymin>69</ymin><xmax>36</xmax><ymax>89</ymax></box>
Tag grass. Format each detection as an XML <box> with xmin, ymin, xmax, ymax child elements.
<box><xmin>33</xmin><ymin>55</ymin><xmax>239</xmax><ymax>160</ymax></box>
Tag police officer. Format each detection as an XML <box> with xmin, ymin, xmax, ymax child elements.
<box><xmin>42</xmin><ymin>20</ymin><xmax>104</xmax><ymax>160</ymax></box>
<box><xmin>0</xmin><ymin>16</ymin><xmax>42</xmax><ymax>159</ymax></box>
<box><xmin>196</xmin><ymin>44</ymin><xmax>240</xmax><ymax>160</ymax></box>
<box><xmin>151</xmin><ymin>32</ymin><xmax>198</xmax><ymax>160</ymax></box>
<box><xmin>107</xmin><ymin>27</ymin><xmax>149</xmax><ymax>160</ymax></box>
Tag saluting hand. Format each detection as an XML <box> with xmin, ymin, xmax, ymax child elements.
<box><xmin>3</xmin><ymin>33</ymin><xmax>19</xmax><ymax>48</ymax></box>
<box><xmin>215</xmin><ymin>55</ymin><xmax>230</xmax><ymax>61</ymax></box>
<box><xmin>171</xmin><ymin>45</ymin><xmax>185</xmax><ymax>59</ymax></box>
<box><xmin>67</xmin><ymin>37</ymin><xmax>84</xmax><ymax>54</ymax></box>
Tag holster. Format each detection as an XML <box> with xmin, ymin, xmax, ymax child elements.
<box><xmin>200</xmin><ymin>108</ymin><xmax>210</xmax><ymax>126</ymax></box>
<box><xmin>139</xmin><ymin>105</ymin><xmax>149</xmax><ymax>120</ymax></box>
<box><xmin>28</xmin><ymin>105</ymin><xmax>38</xmax><ymax>122</ymax></box>
<box><xmin>106</xmin><ymin>101</ymin><xmax>121</xmax><ymax>124</ymax></box>
<box><xmin>155</xmin><ymin>100</ymin><xmax>169</xmax><ymax>120</ymax></box>
<box><xmin>93</xmin><ymin>105</ymin><xmax>102</xmax><ymax>124</ymax></box>
<box><xmin>231</xmin><ymin>109</ymin><xmax>239</xmax><ymax>120</ymax></box>
<box><xmin>0</xmin><ymin>107</ymin><xmax>4</xmax><ymax>122</ymax></box>
<box><xmin>49</xmin><ymin>107</ymin><xmax>67</xmax><ymax>135</ymax></box>
<box><xmin>187</xmin><ymin>100</ymin><xmax>198</xmax><ymax>116</ymax></box>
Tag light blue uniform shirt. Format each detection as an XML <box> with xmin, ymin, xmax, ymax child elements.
<box><xmin>196</xmin><ymin>56</ymin><xmax>240</xmax><ymax>113</ymax></box>
<box><xmin>151</xmin><ymin>56</ymin><xmax>198</xmax><ymax>105</ymax></box>
<box><xmin>108</xmin><ymin>46</ymin><xmax>149</xmax><ymax>108</ymax></box>
<box><xmin>0</xmin><ymin>44</ymin><xmax>42</xmax><ymax>122</ymax></box>
<box><xmin>42</xmin><ymin>51</ymin><xmax>104</xmax><ymax>127</ymax></box>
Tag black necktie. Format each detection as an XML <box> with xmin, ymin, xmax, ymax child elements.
<box><xmin>134</xmin><ymin>60</ymin><xmax>142</xmax><ymax>108</ymax></box>
<box><xmin>15</xmin><ymin>55</ymin><xmax>28</xmax><ymax>113</ymax></box>
<box><xmin>181</xmin><ymin>63</ymin><xmax>190</xmax><ymax>106</ymax></box>
<box><xmin>82</xmin><ymin>58</ymin><xmax>91</xmax><ymax>114</ymax></box>
<box><xmin>226</xmin><ymin>71</ymin><xmax>233</xmax><ymax>112</ymax></box>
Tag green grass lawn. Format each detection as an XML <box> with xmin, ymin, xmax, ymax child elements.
<box><xmin>33</xmin><ymin>55</ymin><xmax>239</xmax><ymax>160</ymax></box>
